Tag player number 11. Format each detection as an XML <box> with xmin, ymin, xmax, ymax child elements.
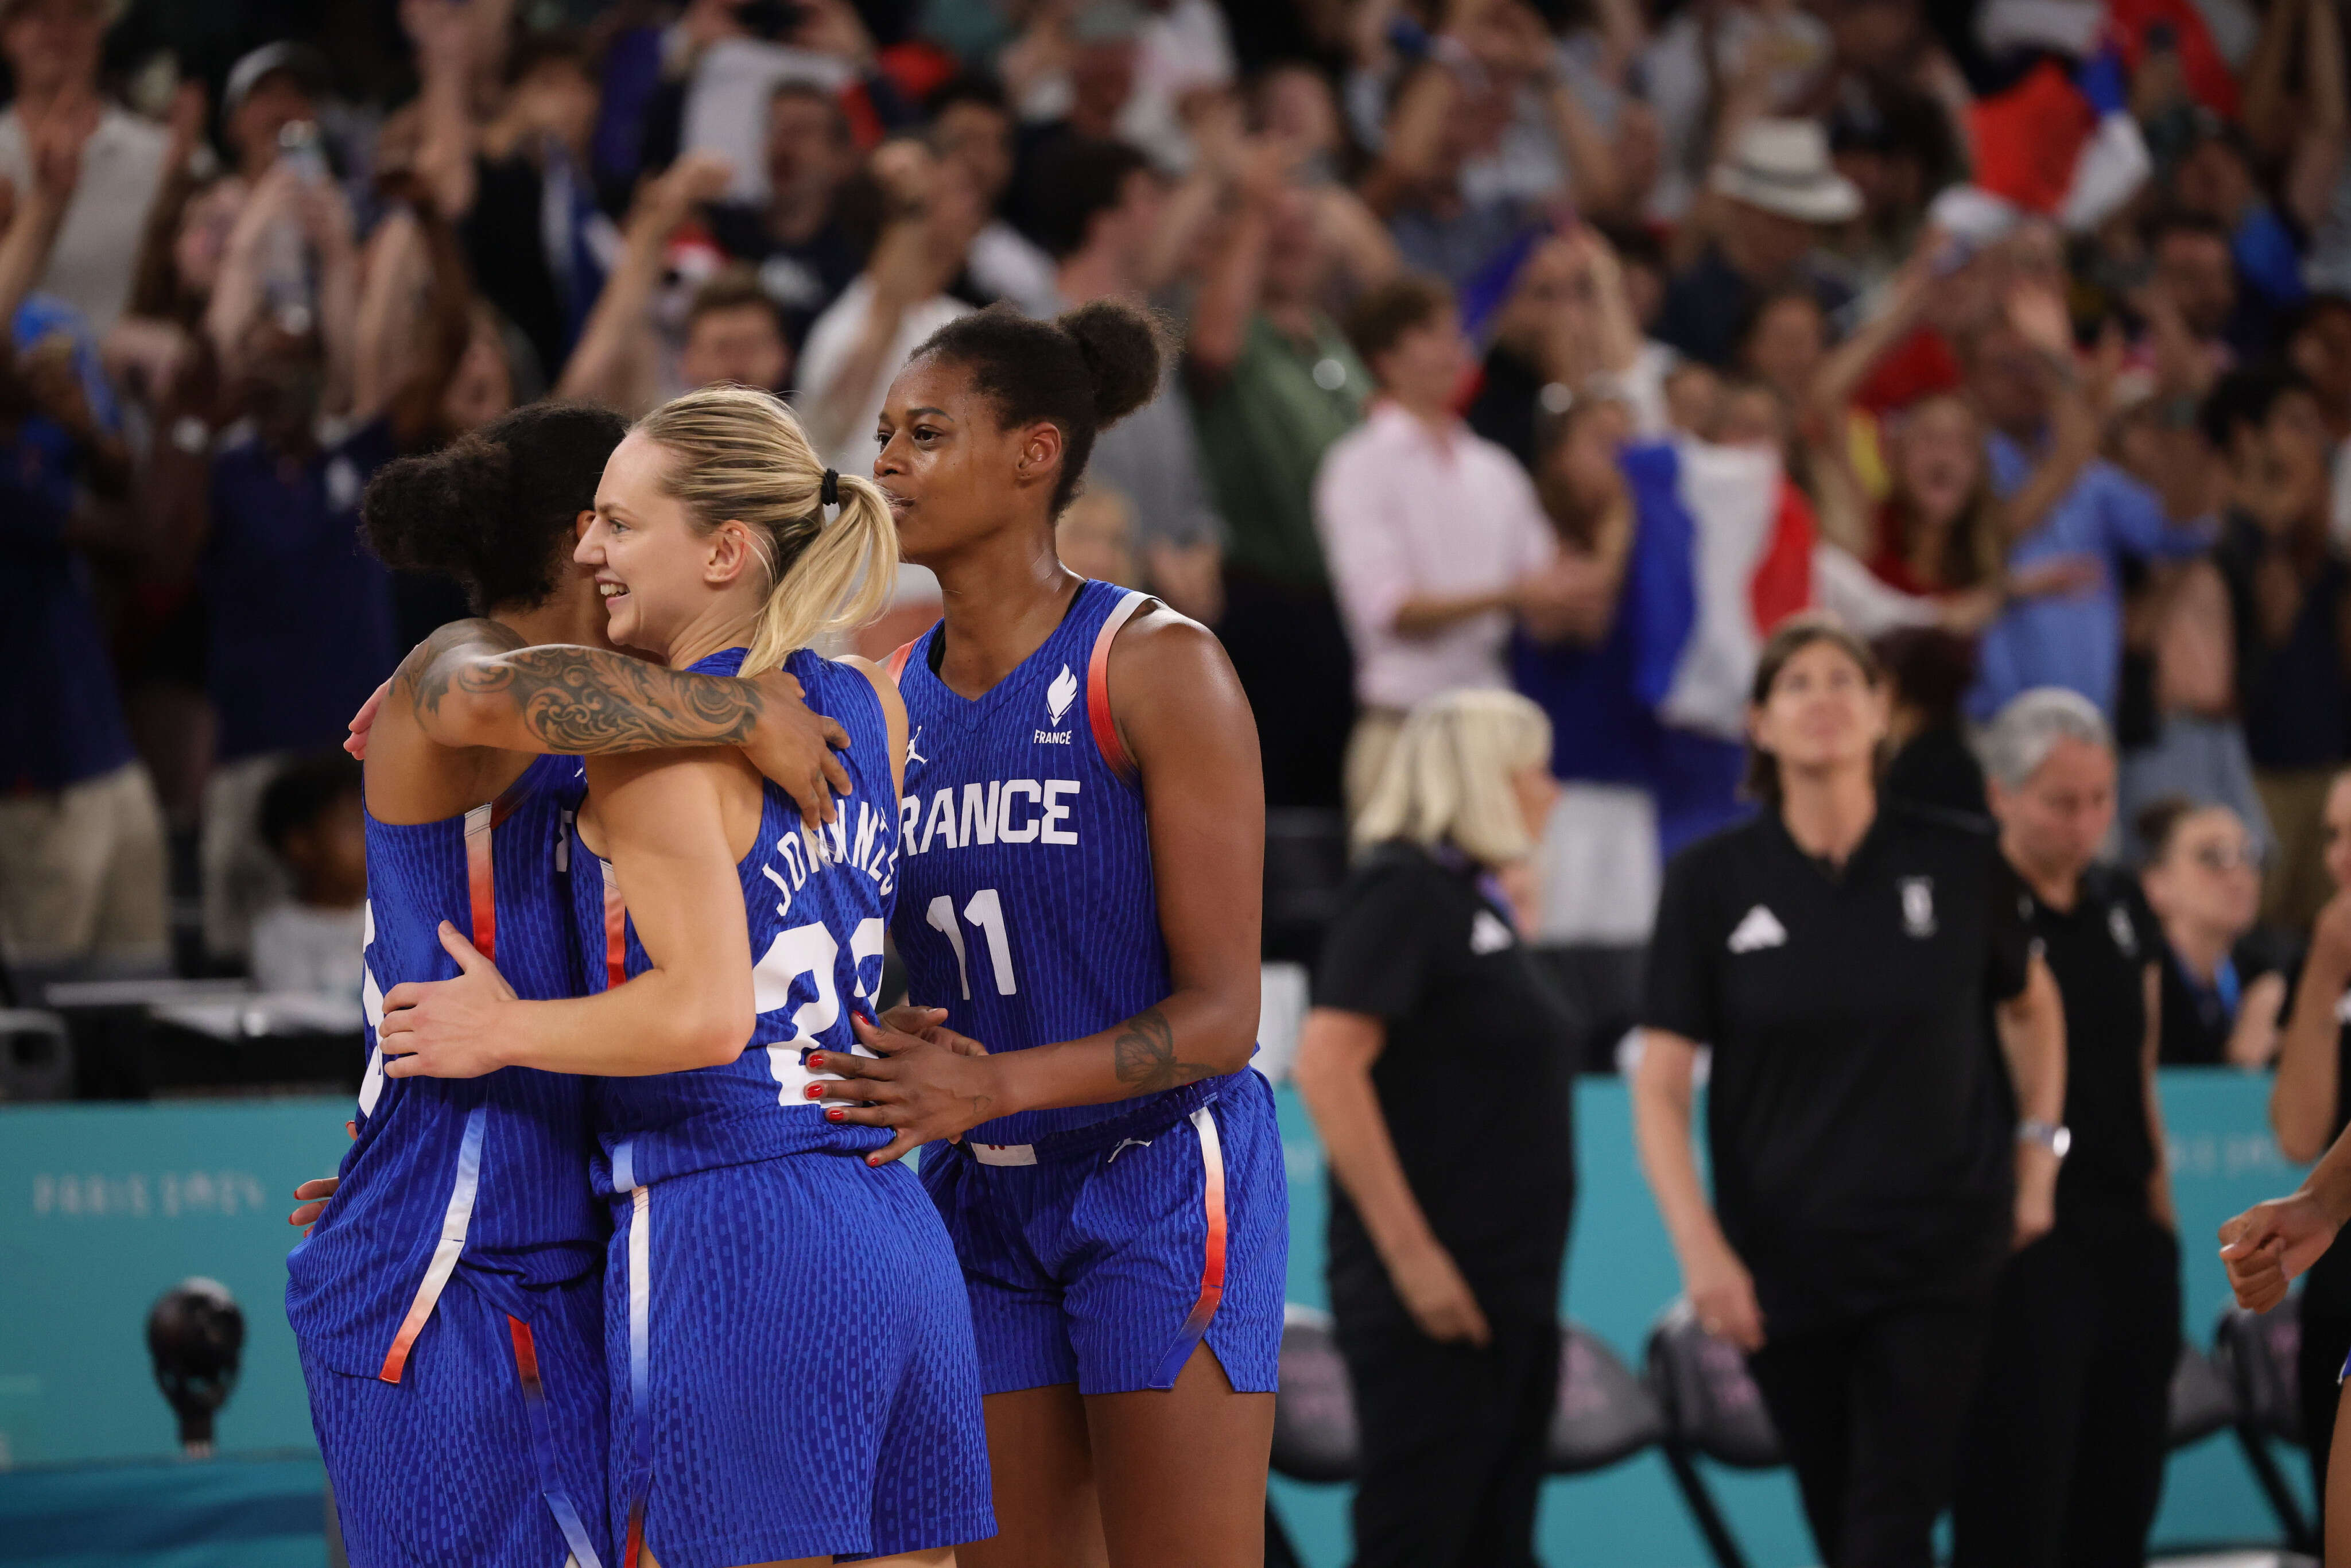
<box><xmin>927</xmin><ymin>889</ymin><xmax>1017</xmax><ymax>1000</ymax></box>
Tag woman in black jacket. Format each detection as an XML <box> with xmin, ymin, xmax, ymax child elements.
<box><xmin>1631</xmin><ymin>618</ymin><xmax>2067</xmax><ymax>1568</ymax></box>
<box><xmin>1294</xmin><ymin>688</ymin><xmax>1576</xmax><ymax>1568</ymax></box>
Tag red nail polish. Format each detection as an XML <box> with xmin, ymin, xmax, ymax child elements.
<box><xmin>826</xmin><ymin>1108</ymin><xmax>844</xmax><ymax>1121</ymax></box>
<box><xmin>804</xmin><ymin>1083</ymin><xmax>824</xmax><ymax>1100</ymax></box>
<box><xmin>806</xmin><ymin>1052</ymin><xmax>824</xmax><ymax>1069</ymax></box>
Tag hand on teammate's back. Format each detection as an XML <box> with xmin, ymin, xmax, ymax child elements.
<box><xmin>878</xmin><ymin>1004</ymin><xmax>990</xmax><ymax>1057</ymax></box>
<box><xmin>742</xmin><ymin>668</ymin><xmax>854</xmax><ymax>828</ymax></box>
<box><xmin>377</xmin><ymin>921</ymin><xmax>521</xmax><ymax>1078</ymax></box>
<box><xmin>810</xmin><ymin>1012</ymin><xmax>1003</xmax><ymax>1165</ymax></box>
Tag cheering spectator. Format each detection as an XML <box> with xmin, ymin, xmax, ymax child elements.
<box><xmin>0</xmin><ymin>0</ymin><xmax>167</xmax><ymax>333</ymax></box>
<box><xmin>1031</xmin><ymin>132</ymin><xmax>1228</xmax><ymax>620</ymax></box>
<box><xmin>425</xmin><ymin>26</ymin><xmax>616</xmax><ymax>387</ymax></box>
<box><xmin>678</xmin><ymin>266</ymin><xmax>791</xmax><ymax>394</ymax></box>
<box><xmin>1295</xmin><ymin>688</ymin><xmax>1574</xmax><ymax>1568</ymax></box>
<box><xmin>1316</xmin><ymin>273</ymin><xmax>1607</xmax><ymax>814</ymax></box>
<box><xmin>2139</xmin><ymin>795</ymin><xmax>2287</xmax><ymax>1066</ymax></box>
<box><xmin>928</xmin><ymin>75</ymin><xmax>1058</xmax><ymax>316</ymax></box>
<box><xmin>703</xmin><ymin>80</ymin><xmax>867</xmax><ymax>351</ymax></box>
<box><xmin>2205</xmin><ymin>366</ymin><xmax>2348</xmax><ymax>930</ymax></box>
<box><xmin>220</xmin><ymin>41</ymin><xmax>329</xmax><ymax>184</ymax></box>
<box><xmin>1655</xmin><ymin>119</ymin><xmax>1857</xmax><ymax>369</ymax></box>
<box><xmin>795</xmin><ymin>135</ymin><xmax>980</xmax><ymax>478</ymax></box>
<box><xmin>0</xmin><ymin>103</ymin><xmax>166</xmax><ymax>983</ymax></box>
<box><xmin>558</xmin><ymin>150</ymin><xmax>738</xmax><ymax>412</ymax></box>
<box><xmin>1358</xmin><ymin>1</ymin><xmax>1619</xmax><ymax>290</ymax></box>
<box><xmin>173</xmin><ymin>168</ymin><xmax>398</xmax><ymax>966</ymax></box>
<box><xmin>1188</xmin><ymin>146</ymin><xmax>1367</xmax><ymax>809</ymax></box>
<box><xmin>1466</xmin><ymin>226</ymin><xmax>1657</xmax><ymax>465</ymax></box>
<box><xmin>1962</xmin><ymin>291</ymin><xmax>2212</xmax><ymax>724</ymax></box>
<box><xmin>249</xmin><ymin>750</ymin><xmax>367</xmax><ymax>1000</ymax></box>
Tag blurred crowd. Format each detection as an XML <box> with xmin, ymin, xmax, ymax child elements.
<box><xmin>1</xmin><ymin>0</ymin><xmax>2348</xmax><ymax>1035</ymax></box>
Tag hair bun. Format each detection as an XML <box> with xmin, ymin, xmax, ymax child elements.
<box><xmin>1057</xmin><ymin>299</ymin><xmax>1163</xmax><ymax>429</ymax></box>
<box><xmin>363</xmin><ymin>437</ymin><xmax>514</xmax><ymax>578</ymax></box>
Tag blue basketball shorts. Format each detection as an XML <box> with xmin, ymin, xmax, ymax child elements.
<box><xmin>606</xmin><ymin>1150</ymin><xmax>994</xmax><ymax>1568</ymax></box>
<box><xmin>919</xmin><ymin>1066</ymin><xmax>1288</xmax><ymax>1398</ymax></box>
<box><xmin>300</xmin><ymin>1268</ymin><xmax>610</xmax><ymax>1568</ymax></box>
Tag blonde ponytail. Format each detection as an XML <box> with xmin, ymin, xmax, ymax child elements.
<box><xmin>633</xmin><ymin>385</ymin><xmax>899</xmax><ymax>676</ymax></box>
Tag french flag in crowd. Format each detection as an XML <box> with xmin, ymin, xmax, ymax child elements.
<box><xmin>1933</xmin><ymin>45</ymin><xmax>2152</xmax><ymax>239</ymax></box>
<box><xmin>1623</xmin><ymin>441</ymin><xmax>1817</xmax><ymax>742</ymax></box>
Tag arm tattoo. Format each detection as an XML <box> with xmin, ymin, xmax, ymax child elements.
<box><xmin>398</xmin><ymin>624</ymin><xmax>766</xmax><ymax>754</ymax></box>
<box><xmin>1110</xmin><ymin>1007</ymin><xmax>1215</xmax><ymax>1095</ymax></box>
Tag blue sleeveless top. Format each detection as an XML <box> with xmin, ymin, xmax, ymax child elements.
<box><xmin>890</xmin><ymin>579</ymin><xmax>1243</xmax><ymax>1148</ymax></box>
<box><xmin>577</xmin><ymin>647</ymin><xmax>899</xmax><ymax>1191</ymax></box>
<box><xmin>286</xmin><ymin>752</ymin><xmax>603</xmax><ymax>1380</ymax></box>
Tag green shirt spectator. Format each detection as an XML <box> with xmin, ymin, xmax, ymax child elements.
<box><xmin>1190</xmin><ymin>312</ymin><xmax>1366</xmax><ymax>589</ymax></box>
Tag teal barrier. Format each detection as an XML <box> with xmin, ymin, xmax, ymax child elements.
<box><xmin>0</xmin><ymin>1071</ymin><xmax>2319</xmax><ymax>1566</ymax></box>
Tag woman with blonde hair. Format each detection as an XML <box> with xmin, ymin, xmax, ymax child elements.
<box><xmin>369</xmin><ymin>384</ymin><xmax>994</xmax><ymax>1568</ymax></box>
<box><xmin>1293</xmin><ymin>688</ymin><xmax>1577</xmax><ymax>1568</ymax></box>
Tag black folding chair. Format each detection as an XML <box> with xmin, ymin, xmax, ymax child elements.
<box><xmin>2168</xmin><ymin>1340</ymin><xmax>2240</xmax><ymax>1448</ymax></box>
<box><xmin>1547</xmin><ymin>1322</ymin><xmax>1669</xmax><ymax>1473</ymax></box>
<box><xmin>1645</xmin><ymin>1300</ymin><xmax>1783</xmax><ymax>1568</ymax></box>
<box><xmin>2213</xmin><ymin>1301</ymin><xmax>2318</xmax><ymax>1553</ymax></box>
<box><xmin>1268</xmin><ymin>1306</ymin><xmax>1356</xmax><ymax>1567</ymax></box>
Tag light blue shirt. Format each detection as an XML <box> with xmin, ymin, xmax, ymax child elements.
<box><xmin>1966</xmin><ymin>433</ymin><xmax>2212</xmax><ymax>722</ymax></box>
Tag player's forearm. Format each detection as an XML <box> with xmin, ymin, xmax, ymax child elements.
<box><xmin>419</xmin><ymin>645</ymin><xmax>771</xmax><ymax>754</ymax></box>
<box><xmin>987</xmin><ymin>985</ymin><xmax>1259</xmax><ymax>1115</ymax></box>
<box><xmin>494</xmin><ymin>972</ymin><xmax>749</xmax><ymax>1076</ymax></box>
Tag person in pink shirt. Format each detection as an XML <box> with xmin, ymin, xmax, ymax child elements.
<box><xmin>1313</xmin><ymin>273</ymin><xmax>1612</xmax><ymax>814</ymax></box>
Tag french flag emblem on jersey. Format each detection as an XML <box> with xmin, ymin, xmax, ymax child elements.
<box><xmin>1623</xmin><ymin>440</ymin><xmax>1816</xmax><ymax>742</ymax></box>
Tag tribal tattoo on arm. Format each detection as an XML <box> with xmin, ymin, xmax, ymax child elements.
<box><xmin>1110</xmin><ymin>1007</ymin><xmax>1217</xmax><ymax>1095</ymax></box>
<box><xmin>396</xmin><ymin>621</ymin><xmax>767</xmax><ymax>752</ymax></box>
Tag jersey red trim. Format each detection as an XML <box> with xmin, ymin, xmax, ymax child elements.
<box><xmin>1085</xmin><ymin>591</ymin><xmax>1150</xmax><ymax>782</ymax></box>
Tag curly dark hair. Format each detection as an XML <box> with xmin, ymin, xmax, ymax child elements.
<box><xmin>363</xmin><ymin>402</ymin><xmax>629</xmax><ymax>613</ymax></box>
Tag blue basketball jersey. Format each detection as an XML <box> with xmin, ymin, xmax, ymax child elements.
<box><xmin>890</xmin><ymin>579</ymin><xmax>1240</xmax><ymax>1147</ymax></box>
<box><xmin>576</xmin><ymin>647</ymin><xmax>900</xmax><ymax>1190</ymax></box>
<box><xmin>288</xmin><ymin>753</ymin><xmax>603</xmax><ymax>1381</ymax></box>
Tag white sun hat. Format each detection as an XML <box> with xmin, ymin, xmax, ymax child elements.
<box><xmin>1709</xmin><ymin>118</ymin><xmax>1864</xmax><ymax>224</ymax></box>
